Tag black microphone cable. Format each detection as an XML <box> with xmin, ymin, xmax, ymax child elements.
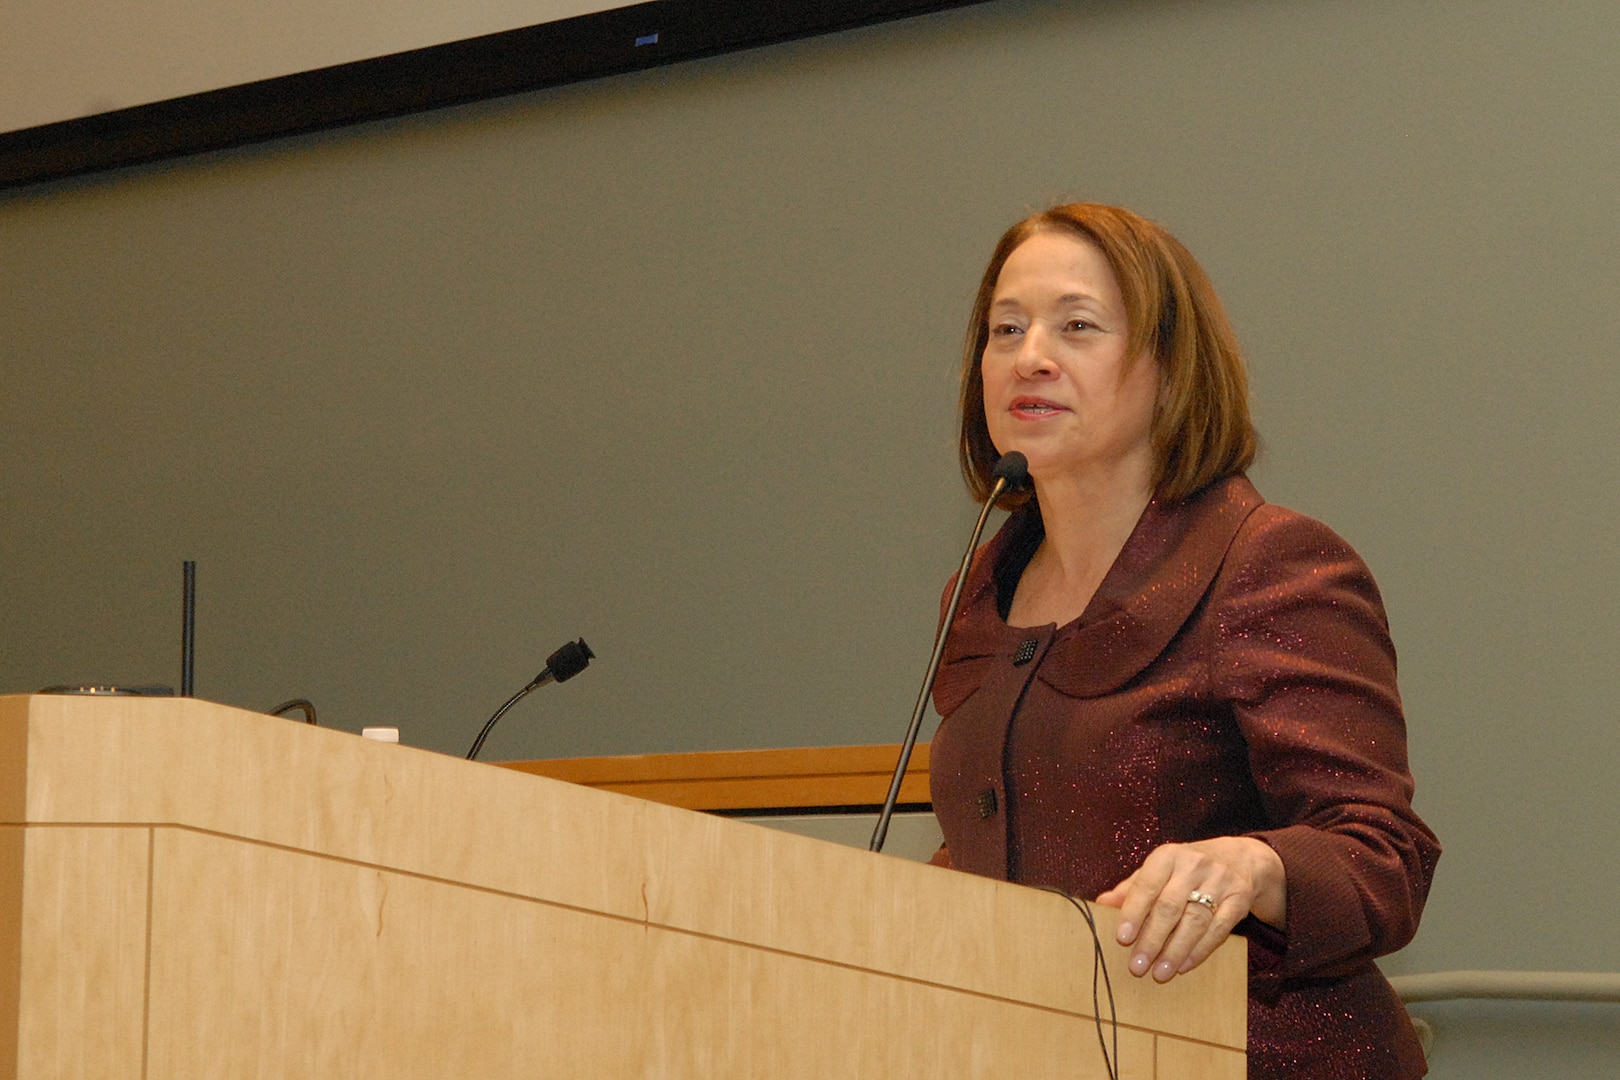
<box><xmin>465</xmin><ymin>638</ymin><xmax>595</xmax><ymax>760</ymax></box>
<box><xmin>268</xmin><ymin>699</ymin><xmax>318</xmax><ymax>724</ymax></box>
<box><xmin>1032</xmin><ymin>884</ymin><xmax>1120</xmax><ymax>1080</ymax></box>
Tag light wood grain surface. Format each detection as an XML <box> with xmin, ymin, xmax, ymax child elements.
<box><xmin>1154</xmin><ymin>1032</ymin><xmax>1248</xmax><ymax>1080</ymax></box>
<box><xmin>13</xmin><ymin>826</ymin><xmax>148</xmax><ymax>1080</ymax></box>
<box><xmin>0</xmin><ymin>693</ymin><xmax>1245</xmax><ymax>1077</ymax></box>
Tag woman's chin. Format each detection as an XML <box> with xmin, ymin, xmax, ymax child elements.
<box><xmin>996</xmin><ymin>445</ymin><xmax>1065</xmax><ymax>481</ymax></box>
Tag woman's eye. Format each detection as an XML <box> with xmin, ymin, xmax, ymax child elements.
<box><xmin>1064</xmin><ymin>319</ymin><xmax>1092</xmax><ymax>333</ymax></box>
<box><xmin>990</xmin><ymin>322</ymin><xmax>1023</xmax><ymax>337</ymax></box>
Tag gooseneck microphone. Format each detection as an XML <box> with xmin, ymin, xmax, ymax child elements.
<box><xmin>465</xmin><ymin>638</ymin><xmax>595</xmax><ymax>760</ymax></box>
<box><xmin>870</xmin><ymin>452</ymin><xmax>1028</xmax><ymax>853</ymax></box>
<box><xmin>181</xmin><ymin>560</ymin><xmax>196</xmax><ymax>697</ymax></box>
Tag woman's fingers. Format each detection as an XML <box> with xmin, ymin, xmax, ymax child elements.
<box><xmin>1093</xmin><ymin>880</ymin><xmax>1128</xmax><ymax>908</ymax></box>
<box><xmin>1177</xmin><ymin>895</ymin><xmax>1244</xmax><ymax>973</ymax></box>
<box><xmin>1151</xmin><ymin>891</ymin><xmax>1246</xmax><ymax>980</ymax></box>
<box><xmin>1109</xmin><ymin>846</ymin><xmax>1179</xmax><ymax>947</ymax></box>
<box><xmin>1096</xmin><ymin>837</ymin><xmax>1281</xmax><ymax>982</ymax></box>
<box><xmin>1123</xmin><ymin>859</ymin><xmax>1215</xmax><ymax>977</ymax></box>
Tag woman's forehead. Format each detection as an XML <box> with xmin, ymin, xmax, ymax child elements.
<box><xmin>992</xmin><ymin>232</ymin><xmax>1121</xmax><ymax>306</ymax></box>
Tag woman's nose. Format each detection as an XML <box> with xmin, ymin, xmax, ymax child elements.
<box><xmin>1012</xmin><ymin>324</ymin><xmax>1057</xmax><ymax>377</ymax></box>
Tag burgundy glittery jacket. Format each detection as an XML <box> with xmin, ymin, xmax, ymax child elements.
<box><xmin>928</xmin><ymin>475</ymin><xmax>1440</xmax><ymax>1079</ymax></box>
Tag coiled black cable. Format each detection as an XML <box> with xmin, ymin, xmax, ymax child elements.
<box><xmin>268</xmin><ymin>698</ymin><xmax>318</xmax><ymax>724</ymax></box>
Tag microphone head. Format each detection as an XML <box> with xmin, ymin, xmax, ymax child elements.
<box><xmin>545</xmin><ymin>638</ymin><xmax>595</xmax><ymax>683</ymax></box>
<box><xmin>990</xmin><ymin>451</ymin><xmax>1029</xmax><ymax>487</ymax></box>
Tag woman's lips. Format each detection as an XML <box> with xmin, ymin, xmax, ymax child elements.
<box><xmin>1010</xmin><ymin>397</ymin><xmax>1068</xmax><ymax>419</ymax></box>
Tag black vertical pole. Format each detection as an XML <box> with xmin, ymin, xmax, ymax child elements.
<box><xmin>181</xmin><ymin>560</ymin><xmax>196</xmax><ymax>697</ymax></box>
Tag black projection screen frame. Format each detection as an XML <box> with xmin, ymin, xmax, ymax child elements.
<box><xmin>0</xmin><ymin>0</ymin><xmax>988</xmax><ymax>190</ymax></box>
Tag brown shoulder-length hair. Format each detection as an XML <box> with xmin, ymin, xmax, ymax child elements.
<box><xmin>960</xmin><ymin>203</ymin><xmax>1256</xmax><ymax>505</ymax></box>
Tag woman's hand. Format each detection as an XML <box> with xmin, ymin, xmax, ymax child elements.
<box><xmin>1094</xmin><ymin>836</ymin><xmax>1286</xmax><ymax>983</ymax></box>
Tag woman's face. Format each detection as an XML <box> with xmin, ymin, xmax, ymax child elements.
<box><xmin>981</xmin><ymin>231</ymin><xmax>1159</xmax><ymax>490</ymax></box>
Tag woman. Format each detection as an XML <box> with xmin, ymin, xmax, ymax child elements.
<box><xmin>927</xmin><ymin>203</ymin><xmax>1440</xmax><ymax>1078</ymax></box>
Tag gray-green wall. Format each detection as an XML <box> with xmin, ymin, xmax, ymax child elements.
<box><xmin>3</xmin><ymin>1</ymin><xmax>1617</xmax><ymax>1074</ymax></box>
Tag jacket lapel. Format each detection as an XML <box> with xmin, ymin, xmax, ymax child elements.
<box><xmin>1038</xmin><ymin>475</ymin><xmax>1265</xmax><ymax>698</ymax></box>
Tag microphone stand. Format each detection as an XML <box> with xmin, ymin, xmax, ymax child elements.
<box><xmin>870</xmin><ymin>456</ymin><xmax>1024</xmax><ymax>853</ymax></box>
<box><xmin>465</xmin><ymin>638</ymin><xmax>594</xmax><ymax>761</ymax></box>
<box><xmin>466</xmin><ymin>678</ymin><xmax>549</xmax><ymax>761</ymax></box>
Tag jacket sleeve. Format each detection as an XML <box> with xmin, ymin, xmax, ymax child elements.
<box><xmin>1208</xmin><ymin>506</ymin><xmax>1440</xmax><ymax>987</ymax></box>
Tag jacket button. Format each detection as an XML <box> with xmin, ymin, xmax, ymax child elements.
<box><xmin>976</xmin><ymin>789</ymin><xmax>998</xmax><ymax>819</ymax></box>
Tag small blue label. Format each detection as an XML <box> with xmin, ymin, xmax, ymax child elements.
<box><xmin>634</xmin><ymin>33</ymin><xmax>659</xmax><ymax>46</ymax></box>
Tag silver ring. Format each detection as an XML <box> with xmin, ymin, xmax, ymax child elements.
<box><xmin>1187</xmin><ymin>891</ymin><xmax>1217</xmax><ymax>913</ymax></box>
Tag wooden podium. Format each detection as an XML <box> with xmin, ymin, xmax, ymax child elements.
<box><xmin>0</xmin><ymin>694</ymin><xmax>1245</xmax><ymax>1078</ymax></box>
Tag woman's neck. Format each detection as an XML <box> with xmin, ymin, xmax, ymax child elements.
<box><xmin>1007</xmin><ymin>462</ymin><xmax>1153</xmax><ymax>628</ymax></box>
<box><xmin>1037</xmin><ymin>468</ymin><xmax>1153</xmax><ymax>573</ymax></box>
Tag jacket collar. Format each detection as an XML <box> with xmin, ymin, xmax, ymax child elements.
<box><xmin>938</xmin><ymin>475</ymin><xmax>1266</xmax><ymax>702</ymax></box>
